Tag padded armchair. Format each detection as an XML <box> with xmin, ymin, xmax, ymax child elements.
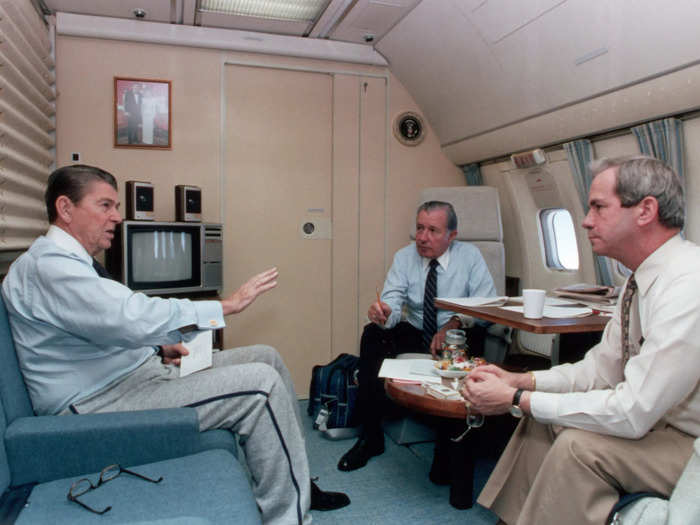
<box><xmin>0</xmin><ymin>295</ymin><xmax>261</xmax><ymax>523</ymax></box>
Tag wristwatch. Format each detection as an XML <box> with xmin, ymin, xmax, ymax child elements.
<box><xmin>509</xmin><ymin>388</ymin><xmax>524</xmax><ymax>418</ymax></box>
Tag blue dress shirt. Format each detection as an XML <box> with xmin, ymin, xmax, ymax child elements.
<box><xmin>381</xmin><ymin>241</ymin><xmax>496</xmax><ymax>331</ymax></box>
<box><xmin>2</xmin><ymin>226</ymin><xmax>225</xmax><ymax>415</ymax></box>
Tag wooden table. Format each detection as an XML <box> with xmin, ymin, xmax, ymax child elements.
<box><xmin>385</xmin><ymin>379</ymin><xmax>466</xmax><ymax>419</ymax></box>
<box><xmin>434</xmin><ymin>299</ymin><xmax>610</xmax><ymax>334</ymax></box>
<box><xmin>384</xmin><ymin>376</ymin><xmax>478</xmax><ymax>509</ymax></box>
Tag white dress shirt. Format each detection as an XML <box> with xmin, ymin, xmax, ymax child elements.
<box><xmin>381</xmin><ymin>241</ymin><xmax>496</xmax><ymax>331</ymax></box>
<box><xmin>531</xmin><ymin>235</ymin><xmax>700</xmax><ymax>438</ymax></box>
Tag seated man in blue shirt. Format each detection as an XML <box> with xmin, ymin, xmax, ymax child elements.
<box><xmin>2</xmin><ymin>164</ymin><xmax>348</xmax><ymax>525</ymax></box>
<box><xmin>338</xmin><ymin>201</ymin><xmax>497</xmax><ymax>472</ymax></box>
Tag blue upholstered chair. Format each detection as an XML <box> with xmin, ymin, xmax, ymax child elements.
<box><xmin>0</xmin><ymin>295</ymin><xmax>261</xmax><ymax>523</ymax></box>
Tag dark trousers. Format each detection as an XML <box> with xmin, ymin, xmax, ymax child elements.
<box><xmin>356</xmin><ymin>321</ymin><xmax>487</xmax><ymax>440</ymax></box>
<box><xmin>356</xmin><ymin>322</ymin><xmax>424</xmax><ymax>439</ymax></box>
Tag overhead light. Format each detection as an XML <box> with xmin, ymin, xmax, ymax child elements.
<box><xmin>198</xmin><ymin>0</ymin><xmax>329</xmax><ymax>22</ymax></box>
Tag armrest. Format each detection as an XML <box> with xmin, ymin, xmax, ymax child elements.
<box><xmin>6</xmin><ymin>408</ymin><xmax>204</xmax><ymax>484</ymax></box>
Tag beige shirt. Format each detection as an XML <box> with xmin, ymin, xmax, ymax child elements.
<box><xmin>531</xmin><ymin>235</ymin><xmax>700</xmax><ymax>438</ymax></box>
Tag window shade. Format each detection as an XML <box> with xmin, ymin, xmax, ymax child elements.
<box><xmin>0</xmin><ymin>0</ymin><xmax>55</xmax><ymax>253</ymax></box>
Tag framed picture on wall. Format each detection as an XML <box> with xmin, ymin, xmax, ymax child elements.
<box><xmin>114</xmin><ymin>77</ymin><xmax>171</xmax><ymax>149</ymax></box>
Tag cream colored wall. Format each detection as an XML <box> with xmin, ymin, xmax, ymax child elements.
<box><xmin>54</xmin><ymin>35</ymin><xmax>463</xmax><ymax>391</ymax></box>
<box><xmin>55</xmin><ymin>37</ymin><xmax>224</xmax><ymax>224</ymax></box>
<box><xmin>385</xmin><ymin>77</ymin><xmax>465</xmax><ymax>262</ymax></box>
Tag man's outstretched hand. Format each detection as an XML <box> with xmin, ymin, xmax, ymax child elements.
<box><xmin>221</xmin><ymin>267</ymin><xmax>279</xmax><ymax>315</ymax></box>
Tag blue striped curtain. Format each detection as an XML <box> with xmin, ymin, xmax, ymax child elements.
<box><xmin>563</xmin><ymin>139</ymin><xmax>614</xmax><ymax>286</ymax></box>
<box><xmin>461</xmin><ymin>163</ymin><xmax>483</xmax><ymax>186</ymax></box>
<box><xmin>631</xmin><ymin>117</ymin><xmax>685</xmax><ymax>184</ymax></box>
<box><xmin>632</xmin><ymin>117</ymin><xmax>686</xmax><ymax>235</ymax></box>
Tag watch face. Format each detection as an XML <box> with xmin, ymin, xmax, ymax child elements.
<box><xmin>510</xmin><ymin>405</ymin><xmax>524</xmax><ymax>418</ymax></box>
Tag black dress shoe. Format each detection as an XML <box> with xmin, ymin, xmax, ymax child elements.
<box><xmin>310</xmin><ymin>480</ymin><xmax>350</xmax><ymax>511</ymax></box>
<box><xmin>337</xmin><ymin>437</ymin><xmax>385</xmax><ymax>471</ymax></box>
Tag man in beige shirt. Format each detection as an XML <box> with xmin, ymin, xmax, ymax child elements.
<box><xmin>462</xmin><ymin>156</ymin><xmax>700</xmax><ymax>525</ymax></box>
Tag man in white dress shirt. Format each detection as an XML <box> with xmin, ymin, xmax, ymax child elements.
<box><xmin>462</xmin><ymin>156</ymin><xmax>700</xmax><ymax>525</ymax></box>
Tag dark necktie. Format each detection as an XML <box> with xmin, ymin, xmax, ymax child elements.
<box><xmin>92</xmin><ymin>258</ymin><xmax>114</xmax><ymax>280</ymax></box>
<box><xmin>620</xmin><ymin>274</ymin><xmax>637</xmax><ymax>367</ymax></box>
<box><xmin>422</xmin><ymin>259</ymin><xmax>439</xmax><ymax>351</ymax></box>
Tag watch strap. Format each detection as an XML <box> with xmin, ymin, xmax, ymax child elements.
<box><xmin>512</xmin><ymin>388</ymin><xmax>523</xmax><ymax>407</ymax></box>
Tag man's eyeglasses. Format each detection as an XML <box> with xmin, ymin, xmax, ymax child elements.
<box><xmin>67</xmin><ymin>464</ymin><xmax>163</xmax><ymax>514</ymax></box>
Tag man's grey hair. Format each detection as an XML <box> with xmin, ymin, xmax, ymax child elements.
<box><xmin>416</xmin><ymin>201</ymin><xmax>458</xmax><ymax>232</ymax></box>
<box><xmin>589</xmin><ymin>156</ymin><xmax>685</xmax><ymax>229</ymax></box>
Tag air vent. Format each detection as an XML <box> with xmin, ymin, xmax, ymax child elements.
<box><xmin>511</xmin><ymin>148</ymin><xmax>546</xmax><ymax>169</ymax></box>
<box><xmin>204</xmin><ymin>224</ymin><xmax>223</xmax><ymax>240</ymax></box>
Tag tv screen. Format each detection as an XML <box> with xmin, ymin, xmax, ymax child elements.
<box><xmin>131</xmin><ymin>230</ymin><xmax>194</xmax><ymax>282</ymax></box>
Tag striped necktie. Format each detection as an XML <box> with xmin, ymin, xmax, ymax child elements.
<box><xmin>92</xmin><ymin>258</ymin><xmax>114</xmax><ymax>280</ymax></box>
<box><xmin>620</xmin><ymin>274</ymin><xmax>637</xmax><ymax>367</ymax></box>
<box><xmin>422</xmin><ymin>259</ymin><xmax>439</xmax><ymax>351</ymax></box>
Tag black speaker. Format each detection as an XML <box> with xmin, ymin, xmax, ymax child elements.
<box><xmin>175</xmin><ymin>185</ymin><xmax>202</xmax><ymax>222</ymax></box>
<box><xmin>126</xmin><ymin>181</ymin><xmax>154</xmax><ymax>221</ymax></box>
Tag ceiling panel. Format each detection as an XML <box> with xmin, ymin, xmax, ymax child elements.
<box><xmin>377</xmin><ymin>0</ymin><xmax>542</xmax><ymax>144</ymax></box>
<box><xmin>378</xmin><ymin>0</ymin><xmax>700</xmax><ymax>147</ymax></box>
<box><xmin>471</xmin><ymin>0</ymin><xmax>568</xmax><ymax>44</ymax></box>
<box><xmin>332</xmin><ymin>0</ymin><xmax>421</xmax><ymax>43</ymax></box>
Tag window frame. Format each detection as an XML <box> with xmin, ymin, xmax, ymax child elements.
<box><xmin>537</xmin><ymin>207</ymin><xmax>580</xmax><ymax>272</ymax></box>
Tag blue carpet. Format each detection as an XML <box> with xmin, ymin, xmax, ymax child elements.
<box><xmin>302</xmin><ymin>401</ymin><xmax>499</xmax><ymax>524</ymax></box>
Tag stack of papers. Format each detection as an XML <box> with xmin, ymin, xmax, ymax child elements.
<box><xmin>500</xmin><ymin>305</ymin><xmax>593</xmax><ymax>318</ymax></box>
<box><xmin>436</xmin><ymin>296</ymin><xmax>509</xmax><ymax>307</ymax></box>
<box><xmin>509</xmin><ymin>296</ymin><xmax>580</xmax><ymax>307</ymax></box>
<box><xmin>378</xmin><ymin>358</ymin><xmax>441</xmax><ymax>384</ymax></box>
<box><xmin>180</xmin><ymin>331</ymin><xmax>213</xmax><ymax>377</ymax></box>
<box><xmin>552</xmin><ymin>283</ymin><xmax>619</xmax><ymax>305</ymax></box>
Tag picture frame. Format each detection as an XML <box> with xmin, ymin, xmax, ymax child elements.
<box><xmin>114</xmin><ymin>77</ymin><xmax>172</xmax><ymax>149</ymax></box>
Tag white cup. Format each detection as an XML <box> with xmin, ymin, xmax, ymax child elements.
<box><xmin>522</xmin><ymin>289</ymin><xmax>546</xmax><ymax>319</ymax></box>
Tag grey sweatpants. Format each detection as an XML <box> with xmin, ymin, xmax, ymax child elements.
<box><xmin>69</xmin><ymin>345</ymin><xmax>311</xmax><ymax>525</ymax></box>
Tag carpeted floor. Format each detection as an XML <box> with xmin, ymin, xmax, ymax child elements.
<box><xmin>302</xmin><ymin>400</ymin><xmax>502</xmax><ymax>524</ymax></box>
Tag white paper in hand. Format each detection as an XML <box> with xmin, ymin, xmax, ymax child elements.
<box><xmin>180</xmin><ymin>331</ymin><xmax>213</xmax><ymax>377</ymax></box>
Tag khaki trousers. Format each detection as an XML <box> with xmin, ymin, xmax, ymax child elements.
<box><xmin>478</xmin><ymin>417</ymin><xmax>694</xmax><ymax>525</ymax></box>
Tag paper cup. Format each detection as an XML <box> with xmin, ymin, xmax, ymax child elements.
<box><xmin>523</xmin><ymin>289</ymin><xmax>546</xmax><ymax>319</ymax></box>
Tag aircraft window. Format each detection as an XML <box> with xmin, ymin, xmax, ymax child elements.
<box><xmin>539</xmin><ymin>209</ymin><xmax>579</xmax><ymax>271</ymax></box>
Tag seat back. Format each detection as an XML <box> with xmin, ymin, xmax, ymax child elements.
<box><xmin>0</xmin><ymin>295</ymin><xmax>35</xmax><ymax>424</ymax></box>
<box><xmin>0</xmin><ymin>395</ymin><xmax>10</xmax><ymax>495</ymax></box>
<box><xmin>412</xmin><ymin>186</ymin><xmax>506</xmax><ymax>295</ymax></box>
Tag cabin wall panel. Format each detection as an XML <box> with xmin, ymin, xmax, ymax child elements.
<box><xmin>384</xmin><ymin>77</ymin><xmax>465</xmax><ymax>264</ymax></box>
<box><xmin>483</xmin><ymin>151</ymin><xmax>595</xmax><ymax>291</ymax></box>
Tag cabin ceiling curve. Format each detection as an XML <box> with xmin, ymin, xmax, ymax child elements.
<box><xmin>40</xmin><ymin>0</ymin><xmax>700</xmax><ymax>162</ymax></box>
